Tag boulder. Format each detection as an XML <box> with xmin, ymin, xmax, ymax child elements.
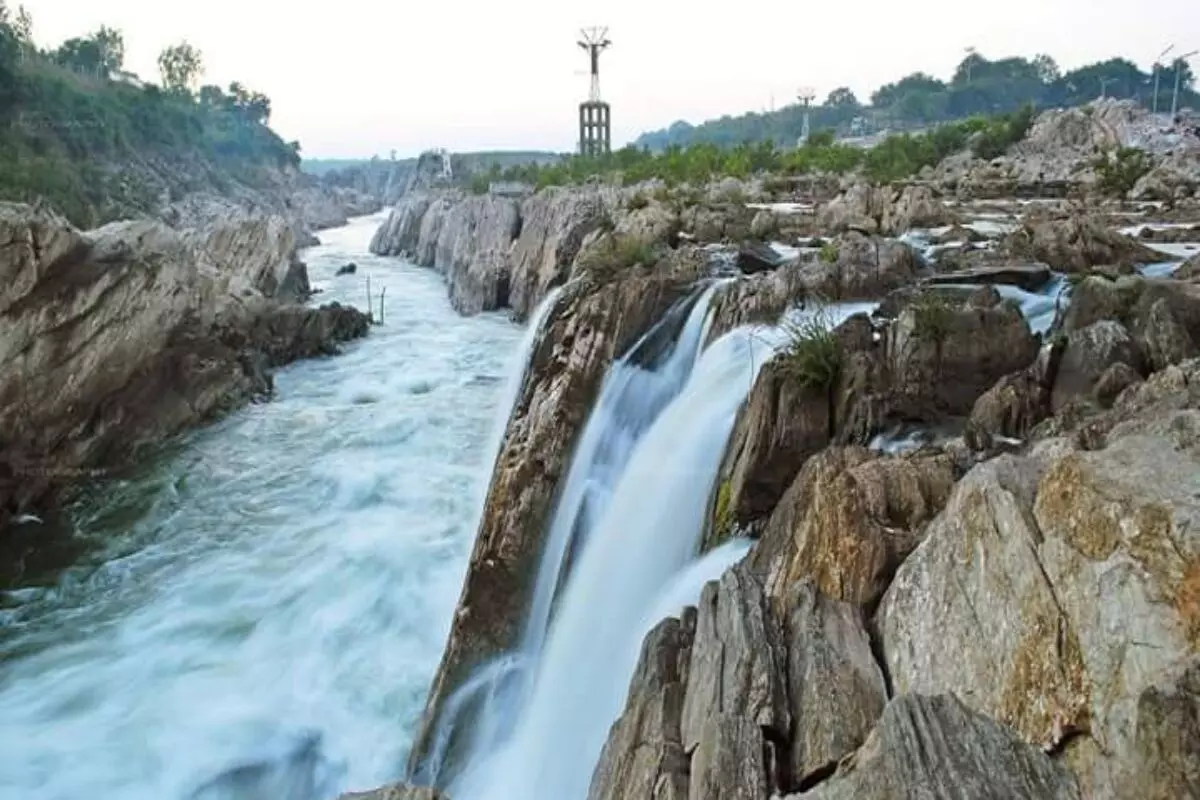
<box><xmin>791</xmin><ymin>694</ymin><xmax>1081</xmax><ymax>800</ymax></box>
<box><xmin>1135</xmin><ymin>297</ymin><xmax>1198</xmax><ymax>372</ymax></box>
<box><xmin>707</xmin><ymin>354</ymin><xmax>832</xmax><ymax>544</ymax></box>
<box><xmin>782</xmin><ymin>581</ymin><xmax>887</xmax><ymax>787</ymax></box>
<box><xmin>750</xmin><ymin>447</ymin><xmax>955</xmax><ymax>609</ymax></box>
<box><xmin>1051</xmin><ymin>320</ymin><xmax>1144</xmax><ymax>410</ymax></box>
<box><xmin>816</xmin><ymin>182</ymin><xmax>890</xmax><ymax>234</ymax></box>
<box><xmin>1118</xmin><ymin>656</ymin><xmax>1200</xmax><ymax>800</ymax></box>
<box><xmin>736</xmin><ymin>243</ymin><xmax>788</xmax><ymax>275</ymax></box>
<box><xmin>887</xmin><ymin>291</ymin><xmax>1040</xmax><ymax>416</ymax></box>
<box><xmin>879</xmin><ymin>414</ymin><xmax>1200</xmax><ymax>794</ymax></box>
<box><xmin>1003</xmin><ymin>216</ymin><xmax>1163</xmax><ymax>274</ymax></box>
<box><xmin>587</xmin><ymin>613</ymin><xmax>694</xmax><ymax>800</ymax></box>
<box><xmin>1093</xmin><ymin>362</ymin><xmax>1143</xmax><ymax>409</ymax></box>
<box><xmin>806</xmin><ymin>232</ymin><xmax>923</xmax><ymax>300</ymax></box>
<box><xmin>884</xmin><ymin>184</ymin><xmax>955</xmax><ymax>233</ymax></box>
<box><xmin>336</xmin><ymin>262</ymin><xmax>357</xmax><ymax>275</ymax></box>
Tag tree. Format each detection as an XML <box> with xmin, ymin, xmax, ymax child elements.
<box><xmin>158</xmin><ymin>41</ymin><xmax>203</xmax><ymax>93</ymax></box>
<box><xmin>1033</xmin><ymin>54</ymin><xmax>1060</xmax><ymax>84</ymax></box>
<box><xmin>227</xmin><ymin>81</ymin><xmax>271</xmax><ymax>123</ymax></box>
<box><xmin>825</xmin><ymin>87</ymin><xmax>859</xmax><ymax>107</ymax></box>
<box><xmin>53</xmin><ymin>26</ymin><xmax>124</xmax><ymax>77</ymax></box>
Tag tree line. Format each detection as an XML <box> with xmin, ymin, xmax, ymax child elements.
<box><xmin>476</xmin><ymin>106</ymin><xmax>1035</xmax><ymax>191</ymax></box>
<box><xmin>0</xmin><ymin>2</ymin><xmax>299</xmax><ymax>225</ymax></box>
<box><xmin>636</xmin><ymin>51</ymin><xmax>1199</xmax><ymax>150</ymax></box>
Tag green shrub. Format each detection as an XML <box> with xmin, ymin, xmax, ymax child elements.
<box><xmin>818</xmin><ymin>242</ymin><xmax>839</xmax><ymax>264</ymax></box>
<box><xmin>911</xmin><ymin>291</ymin><xmax>955</xmax><ymax>342</ymax></box>
<box><xmin>713</xmin><ymin>479</ymin><xmax>734</xmax><ymax>541</ymax></box>
<box><xmin>779</xmin><ymin>307</ymin><xmax>841</xmax><ymax>390</ymax></box>
<box><xmin>1094</xmin><ymin>146</ymin><xmax>1153</xmax><ymax>197</ymax></box>
<box><xmin>626</xmin><ymin>190</ymin><xmax>650</xmax><ymax>210</ymax></box>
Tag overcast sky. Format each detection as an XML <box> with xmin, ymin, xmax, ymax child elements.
<box><xmin>20</xmin><ymin>0</ymin><xmax>1200</xmax><ymax>158</ymax></box>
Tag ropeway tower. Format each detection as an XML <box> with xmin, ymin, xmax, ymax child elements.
<box><xmin>577</xmin><ymin>27</ymin><xmax>612</xmax><ymax>156</ymax></box>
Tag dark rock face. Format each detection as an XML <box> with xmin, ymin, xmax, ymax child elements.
<box><xmin>790</xmin><ymin>694</ymin><xmax>1081</xmax><ymax>800</ymax></box>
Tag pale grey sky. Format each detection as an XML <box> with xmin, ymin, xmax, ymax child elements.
<box><xmin>21</xmin><ymin>0</ymin><xmax>1200</xmax><ymax>158</ymax></box>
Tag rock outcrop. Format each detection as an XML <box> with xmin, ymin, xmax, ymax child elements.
<box><xmin>338</xmin><ymin>785</ymin><xmax>446</xmax><ymax>800</ymax></box>
<box><xmin>1003</xmin><ymin>215</ymin><xmax>1164</xmax><ymax>274</ymax></box>
<box><xmin>817</xmin><ymin>182</ymin><xmax>955</xmax><ymax>235</ymax></box>
<box><xmin>879</xmin><ymin>406</ymin><xmax>1200</xmax><ymax>795</ymax></box>
<box><xmin>433</xmin><ymin>195</ymin><xmax>522</xmax><ymax>314</ymax></box>
<box><xmin>368</xmin><ymin>194</ymin><xmax>435</xmax><ymax>256</ymax></box>
<box><xmin>0</xmin><ymin>202</ymin><xmax>369</xmax><ymax>532</ymax></box>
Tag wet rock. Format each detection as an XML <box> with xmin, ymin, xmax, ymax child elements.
<box><xmin>587</xmin><ymin>613</ymin><xmax>694</xmax><ymax>800</ymax></box>
<box><xmin>816</xmin><ymin>182</ymin><xmax>889</xmax><ymax>234</ymax></box>
<box><xmin>885</xmin><ymin>184</ymin><xmax>954</xmax><ymax>233</ymax></box>
<box><xmin>1052</xmin><ymin>320</ymin><xmax>1144</xmax><ymax>410</ymax></box>
<box><xmin>336</xmin><ymin>262</ymin><xmax>357</xmax><ymax>275</ymax></box>
<box><xmin>782</xmin><ymin>581</ymin><xmax>887</xmax><ymax>787</ymax></box>
<box><xmin>807</xmin><ymin>231</ymin><xmax>923</xmax><ymax>300</ymax></box>
<box><xmin>790</xmin><ymin>694</ymin><xmax>1081</xmax><ymax>800</ymax></box>
<box><xmin>737</xmin><ymin>242</ymin><xmax>788</xmax><ymax>275</ymax></box>
<box><xmin>751</xmin><ymin>447</ymin><xmax>954</xmax><ymax>608</ymax></box>
<box><xmin>931</xmin><ymin>223</ymin><xmax>987</xmax><ymax>245</ymax></box>
<box><xmin>1003</xmin><ymin>215</ymin><xmax>1163</xmax><ymax>274</ymax></box>
<box><xmin>924</xmin><ymin>263</ymin><xmax>1052</xmax><ymax>292</ymax></box>
<box><xmin>750</xmin><ymin>209</ymin><xmax>780</xmax><ymax>240</ymax></box>
<box><xmin>1062</xmin><ymin>275</ymin><xmax>1144</xmax><ymax>332</ymax></box>
<box><xmin>1135</xmin><ymin>224</ymin><xmax>1200</xmax><ymax>243</ymax></box>
<box><xmin>968</xmin><ymin>369</ymin><xmax>1051</xmax><ymax>441</ymax></box>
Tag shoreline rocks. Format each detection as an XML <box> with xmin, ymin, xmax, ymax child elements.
<box><xmin>0</xmin><ymin>201</ymin><xmax>370</xmax><ymax>537</ymax></box>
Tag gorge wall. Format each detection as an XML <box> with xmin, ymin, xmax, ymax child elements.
<box><xmin>353</xmin><ymin>102</ymin><xmax>1200</xmax><ymax>799</ymax></box>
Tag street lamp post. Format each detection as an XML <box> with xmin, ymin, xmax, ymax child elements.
<box><xmin>1171</xmin><ymin>50</ymin><xmax>1199</xmax><ymax>119</ymax></box>
<box><xmin>1154</xmin><ymin>45</ymin><xmax>1175</xmax><ymax>114</ymax></box>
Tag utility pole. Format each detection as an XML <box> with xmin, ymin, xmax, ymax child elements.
<box><xmin>965</xmin><ymin>46</ymin><xmax>978</xmax><ymax>83</ymax></box>
<box><xmin>1153</xmin><ymin>45</ymin><xmax>1175</xmax><ymax>114</ymax></box>
<box><xmin>797</xmin><ymin>87</ymin><xmax>815</xmax><ymax>145</ymax></box>
<box><xmin>577</xmin><ymin>27</ymin><xmax>612</xmax><ymax>156</ymax></box>
<box><xmin>1172</xmin><ymin>50</ymin><xmax>1198</xmax><ymax>119</ymax></box>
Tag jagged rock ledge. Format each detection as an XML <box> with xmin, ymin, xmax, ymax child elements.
<box><xmin>0</xmin><ymin>201</ymin><xmax>370</xmax><ymax>537</ymax></box>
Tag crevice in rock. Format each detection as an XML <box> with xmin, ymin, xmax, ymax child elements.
<box><xmin>795</xmin><ymin>758</ymin><xmax>839</xmax><ymax>793</ymax></box>
<box><xmin>762</xmin><ymin>724</ymin><xmax>792</xmax><ymax>795</ymax></box>
<box><xmin>865</xmin><ymin>607</ymin><xmax>896</xmax><ymax>699</ymax></box>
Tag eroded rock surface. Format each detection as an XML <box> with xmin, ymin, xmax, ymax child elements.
<box><xmin>791</xmin><ymin>694</ymin><xmax>1081</xmax><ymax>800</ymax></box>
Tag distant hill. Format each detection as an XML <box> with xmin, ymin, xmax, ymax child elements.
<box><xmin>303</xmin><ymin>151</ymin><xmax>561</xmax><ymax>179</ymax></box>
<box><xmin>635</xmin><ymin>53</ymin><xmax>1200</xmax><ymax>151</ymax></box>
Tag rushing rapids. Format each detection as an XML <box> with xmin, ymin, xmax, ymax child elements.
<box><xmin>0</xmin><ymin>216</ymin><xmax>531</xmax><ymax>800</ymax></box>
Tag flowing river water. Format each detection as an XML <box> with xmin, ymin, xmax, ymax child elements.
<box><xmin>0</xmin><ymin>214</ymin><xmax>524</xmax><ymax>800</ymax></box>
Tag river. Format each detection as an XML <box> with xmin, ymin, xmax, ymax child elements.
<box><xmin>0</xmin><ymin>214</ymin><xmax>522</xmax><ymax>800</ymax></box>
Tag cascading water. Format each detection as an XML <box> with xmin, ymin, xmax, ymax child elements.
<box><xmin>420</xmin><ymin>287</ymin><xmax>716</xmax><ymax>782</ymax></box>
<box><xmin>452</xmin><ymin>321</ymin><xmax>783</xmax><ymax>800</ymax></box>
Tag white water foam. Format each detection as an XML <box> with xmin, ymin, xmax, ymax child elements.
<box><xmin>452</xmin><ymin>323</ymin><xmax>781</xmax><ymax>800</ymax></box>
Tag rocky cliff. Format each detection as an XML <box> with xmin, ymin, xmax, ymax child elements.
<box><xmin>0</xmin><ymin>202</ymin><xmax>370</xmax><ymax>540</ymax></box>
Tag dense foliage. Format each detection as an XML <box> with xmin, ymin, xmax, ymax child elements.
<box><xmin>0</xmin><ymin>3</ymin><xmax>300</xmax><ymax>226</ymax></box>
<box><xmin>486</xmin><ymin>106</ymin><xmax>1035</xmax><ymax>189</ymax></box>
<box><xmin>637</xmin><ymin>52</ymin><xmax>1198</xmax><ymax>150</ymax></box>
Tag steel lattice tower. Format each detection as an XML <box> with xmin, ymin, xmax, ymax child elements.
<box><xmin>578</xmin><ymin>27</ymin><xmax>612</xmax><ymax>156</ymax></box>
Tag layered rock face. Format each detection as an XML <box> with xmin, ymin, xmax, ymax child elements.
<box><xmin>0</xmin><ymin>202</ymin><xmax>369</xmax><ymax>532</ymax></box>
<box><xmin>370</xmin><ymin>187</ymin><xmax>613</xmax><ymax>320</ymax></box>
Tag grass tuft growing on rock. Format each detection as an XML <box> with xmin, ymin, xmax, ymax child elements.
<box><xmin>1094</xmin><ymin>146</ymin><xmax>1154</xmax><ymax>197</ymax></box>
<box><xmin>779</xmin><ymin>306</ymin><xmax>842</xmax><ymax>390</ymax></box>
<box><xmin>818</xmin><ymin>241</ymin><xmax>840</xmax><ymax>264</ymax></box>
<box><xmin>912</xmin><ymin>290</ymin><xmax>955</xmax><ymax>343</ymax></box>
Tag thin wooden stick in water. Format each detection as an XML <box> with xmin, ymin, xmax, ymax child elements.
<box><xmin>380</xmin><ymin>287</ymin><xmax>387</xmax><ymax>325</ymax></box>
<box><xmin>366</xmin><ymin>276</ymin><xmax>373</xmax><ymax>323</ymax></box>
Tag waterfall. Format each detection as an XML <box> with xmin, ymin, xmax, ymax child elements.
<box><xmin>482</xmin><ymin>287</ymin><xmax>564</xmax><ymax>479</ymax></box>
<box><xmin>420</xmin><ymin>286</ymin><xmax>715</xmax><ymax>782</ymax></box>
<box><xmin>453</xmin><ymin>322</ymin><xmax>782</xmax><ymax>800</ymax></box>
